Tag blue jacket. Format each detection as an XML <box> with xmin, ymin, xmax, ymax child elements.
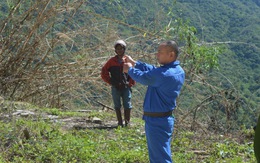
<box><xmin>128</xmin><ymin>60</ymin><xmax>185</xmax><ymax>113</ymax></box>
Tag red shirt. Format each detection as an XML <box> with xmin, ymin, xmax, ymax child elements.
<box><xmin>101</xmin><ymin>55</ymin><xmax>135</xmax><ymax>89</ymax></box>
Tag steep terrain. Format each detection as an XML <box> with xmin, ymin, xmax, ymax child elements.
<box><xmin>0</xmin><ymin>0</ymin><xmax>259</xmax><ymax>129</ymax></box>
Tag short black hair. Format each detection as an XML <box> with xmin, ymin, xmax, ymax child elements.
<box><xmin>165</xmin><ymin>41</ymin><xmax>179</xmax><ymax>57</ymax></box>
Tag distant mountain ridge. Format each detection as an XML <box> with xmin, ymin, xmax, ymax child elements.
<box><xmin>0</xmin><ymin>0</ymin><xmax>258</xmax><ymax>124</ymax></box>
<box><xmin>85</xmin><ymin>0</ymin><xmax>260</xmax><ymax>124</ymax></box>
<box><xmin>173</xmin><ymin>0</ymin><xmax>260</xmax><ymax>109</ymax></box>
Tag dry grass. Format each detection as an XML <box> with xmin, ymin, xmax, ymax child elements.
<box><xmin>0</xmin><ymin>0</ymin><xmax>252</xmax><ymax>135</ymax></box>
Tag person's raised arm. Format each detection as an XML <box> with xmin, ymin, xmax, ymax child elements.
<box><xmin>125</xmin><ymin>55</ymin><xmax>156</xmax><ymax>71</ymax></box>
<box><xmin>125</xmin><ymin>55</ymin><xmax>136</xmax><ymax>66</ymax></box>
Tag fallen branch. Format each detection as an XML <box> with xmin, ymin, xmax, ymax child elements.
<box><xmin>95</xmin><ymin>101</ymin><xmax>114</xmax><ymax>111</ymax></box>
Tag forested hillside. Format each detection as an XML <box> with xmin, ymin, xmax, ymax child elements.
<box><xmin>0</xmin><ymin>0</ymin><xmax>259</xmax><ymax>129</ymax></box>
<box><xmin>173</xmin><ymin>0</ymin><xmax>260</xmax><ymax>128</ymax></box>
<box><xmin>173</xmin><ymin>0</ymin><xmax>260</xmax><ymax>107</ymax></box>
<box><xmin>85</xmin><ymin>0</ymin><xmax>260</xmax><ymax>128</ymax></box>
<box><xmin>0</xmin><ymin>0</ymin><xmax>259</xmax><ymax>162</ymax></box>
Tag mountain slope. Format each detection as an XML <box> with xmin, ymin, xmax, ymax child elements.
<box><xmin>0</xmin><ymin>0</ymin><xmax>258</xmax><ymax>127</ymax></box>
<box><xmin>172</xmin><ymin>0</ymin><xmax>260</xmax><ymax>112</ymax></box>
<box><xmin>86</xmin><ymin>0</ymin><xmax>260</xmax><ymax>120</ymax></box>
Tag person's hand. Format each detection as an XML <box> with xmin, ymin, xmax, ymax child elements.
<box><xmin>125</xmin><ymin>55</ymin><xmax>136</xmax><ymax>66</ymax></box>
<box><xmin>123</xmin><ymin>63</ymin><xmax>133</xmax><ymax>73</ymax></box>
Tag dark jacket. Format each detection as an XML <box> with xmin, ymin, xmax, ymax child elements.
<box><xmin>101</xmin><ymin>55</ymin><xmax>135</xmax><ymax>89</ymax></box>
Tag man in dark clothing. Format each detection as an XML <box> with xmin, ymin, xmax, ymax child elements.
<box><xmin>123</xmin><ymin>41</ymin><xmax>185</xmax><ymax>163</ymax></box>
<box><xmin>101</xmin><ymin>40</ymin><xmax>135</xmax><ymax>127</ymax></box>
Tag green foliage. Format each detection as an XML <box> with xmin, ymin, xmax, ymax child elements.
<box><xmin>0</xmin><ymin>115</ymin><xmax>148</xmax><ymax>162</ymax></box>
<box><xmin>0</xmin><ymin>0</ymin><xmax>258</xmax><ymax>162</ymax></box>
<box><xmin>171</xmin><ymin>0</ymin><xmax>260</xmax><ymax>114</ymax></box>
<box><xmin>0</xmin><ymin>0</ymin><xmax>258</xmax><ymax>149</ymax></box>
<box><xmin>86</xmin><ymin>0</ymin><xmax>258</xmax><ymax>132</ymax></box>
<box><xmin>173</xmin><ymin>131</ymin><xmax>256</xmax><ymax>162</ymax></box>
<box><xmin>0</xmin><ymin>108</ymin><xmax>257</xmax><ymax>162</ymax></box>
<box><xmin>254</xmin><ymin>115</ymin><xmax>260</xmax><ymax>162</ymax></box>
<box><xmin>211</xmin><ymin>140</ymin><xmax>254</xmax><ymax>162</ymax></box>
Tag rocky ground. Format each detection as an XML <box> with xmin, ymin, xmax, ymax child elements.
<box><xmin>0</xmin><ymin>97</ymin><xmax>120</xmax><ymax>131</ymax></box>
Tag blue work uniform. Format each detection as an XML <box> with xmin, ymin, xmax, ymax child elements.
<box><xmin>128</xmin><ymin>60</ymin><xmax>185</xmax><ymax>163</ymax></box>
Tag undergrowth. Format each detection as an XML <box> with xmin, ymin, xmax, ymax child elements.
<box><xmin>0</xmin><ymin>107</ymin><xmax>256</xmax><ymax>163</ymax></box>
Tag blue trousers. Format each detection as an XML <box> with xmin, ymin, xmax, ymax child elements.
<box><xmin>143</xmin><ymin>116</ymin><xmax>174</xmax><ymax>163</ymax></box>
<box><xmin>111</xmin><ymin>86</ymin><xmax>132</xmax><ymax>109</ymax></box>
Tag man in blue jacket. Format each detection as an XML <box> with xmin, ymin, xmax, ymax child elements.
<box><xmin>123</xmin><ymin>41</ymin><xmax>185</xmax><ymax>163</ymax></box>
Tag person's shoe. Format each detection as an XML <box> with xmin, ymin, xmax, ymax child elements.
<box><xmin>124</xmin><ymin>109</ymin><xmax>131</xmax><ymax>127</ymax></box>
<box><xmin>124</xmin><ymin>122</ymin><xmax>131</xmax><ymax>127</ymax></box>
<box><xmin>115</xmin><ymin>109</ymin><xmax>123</xmax><ymax>127</ymax></box>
